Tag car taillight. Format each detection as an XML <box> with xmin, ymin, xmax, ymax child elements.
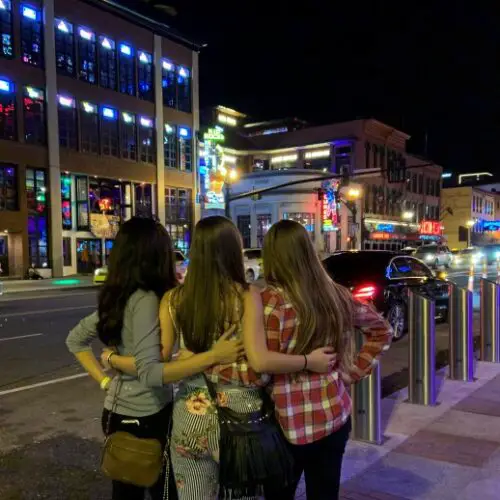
<box><xmin>352</xmin><ymin>284</ymin><xmax>377</xmax><ymax>301</ymax></box>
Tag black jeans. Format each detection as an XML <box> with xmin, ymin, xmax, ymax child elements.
<box><xmin>102</xmin><ymin>404</ymin><xmax>177</xmax><ymax>500</ymax></box>
<box><xmin>266</xmin><ymin>418</ymin><xmax>351</xmax><ymax>500</ymax></box>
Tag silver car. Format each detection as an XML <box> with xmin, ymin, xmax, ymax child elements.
<box><xmin>414</xmin><ymin>244</ymin><xmax>452</xmax><ymax>269</ymax></box>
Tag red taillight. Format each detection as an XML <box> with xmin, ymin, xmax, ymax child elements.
<box><xmin>353</xmin><ymin>284</ymin><xmax>377</xmax><ymax>300</ymax></box>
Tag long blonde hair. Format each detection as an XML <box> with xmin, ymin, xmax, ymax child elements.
<box><xmin>263</xmin><ymin>220</ymin><xmax>355</xmax><ymax>365</ymax></box>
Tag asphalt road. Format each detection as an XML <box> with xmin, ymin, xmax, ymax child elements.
<box><xmin>0</xmin><ymin>272</ymin><xmax>486</xmax><ymax>499</ymax></box>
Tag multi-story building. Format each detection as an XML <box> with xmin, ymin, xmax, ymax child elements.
<box><xmin>199</xmin><ymin>112</ymin><xmax>442</xmax><ymax>252</ymax></box>
<box><xmin>0</xmin><ymin>0</ymin><xmax>199</xmax><ymax>278</ymax></box>
<box><xmin>442</xmin><ymin>184</ymin><xmax>500</xmax><ymax>249</ymax></box>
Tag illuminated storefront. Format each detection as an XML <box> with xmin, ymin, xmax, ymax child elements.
<box><xmin>363</xmin><ymin>219</ymin><xmax>419</xmax><ymax>251</ymax></box>
<box><xmin>419</xmin><ymin>219</ymin><xmax>443</xmax><ymax>242</ymax></box>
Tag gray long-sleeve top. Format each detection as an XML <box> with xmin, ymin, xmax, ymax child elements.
<box><xmin>66</xmin><ymin>289</ymin><xmax>172</xmax><ymax>417</ymax></box>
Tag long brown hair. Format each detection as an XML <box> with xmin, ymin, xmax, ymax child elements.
<box><xmin>172</xmin><ymin>216</ymin><xmax>248</xmax><ymax>353</ymax></box>
<box><xmin>263</xmin><ymin>219</ymin><xmax>354</xmax><ymax>362</ymax></box>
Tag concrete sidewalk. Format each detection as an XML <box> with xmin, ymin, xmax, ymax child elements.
<box><xmin>323</xmin><ymin>362</ymin><xmax>500</xmax><ymax>500</ymax></box>
<box><xmin>0</xmin><ymin>276</ymin><xmax>97</xmax><ymax>295</ymax></box>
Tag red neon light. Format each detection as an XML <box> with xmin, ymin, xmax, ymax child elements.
<box><xmin>353</xmin><ymin>284</ymin><xmax>377</xmax><ymax>300</ymax></box>
<box><xmin>419</xmin><ymin>220</ymin><xmax>442</xmax><ymax>236</ymax></box>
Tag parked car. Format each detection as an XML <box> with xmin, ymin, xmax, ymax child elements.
<box><xmin>414</xmin><ymin>244</ymin><xmax>452</xmax><ymax>269</ymax></box>
<box><xmin>243</xmin><ymin>248</ymin><xmax>262</xmax><ymax>282</ymax></box>
<box><xmin>323</xmin><ymin>251</ymin><xmax>449</xmax><ymax>340</ymax></box>
<box><xmin>400</xmin><ymin>247</ymin><xmax>417</xmax><ymax>256</ymax></box>
<box><xmin>93</xmin><ymin>250</ymin><xmax>189</xmax><ymax>284</ymax></box>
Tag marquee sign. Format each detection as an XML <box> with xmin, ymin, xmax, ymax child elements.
<box><xmin>419</xmin><ymin>220</ymin><xmax>442</xmax><ymax>236</ymax></box>
<box><xmin>203</xmin><ymin>128</ymin><xmax>225</xmax><ymax>142</ymax></box>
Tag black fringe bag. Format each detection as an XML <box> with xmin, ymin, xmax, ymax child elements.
<box><xmin>203</xmin><ymin>375</ymin><xmax>295</xmax><ymax>499</ymax></box>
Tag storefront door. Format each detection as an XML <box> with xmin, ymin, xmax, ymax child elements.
<box><xmin>76</xmin><ymin>239</ymin><xmax>102</xmax><ymax>274</ymax></box>
<box><xmin>0</xmin><ymin>236</ymin><xmax>8</xmax><ymax>276</ymax></box>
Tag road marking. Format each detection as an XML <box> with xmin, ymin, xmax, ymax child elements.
<box><xmin>0</xmin><ymin>333</ymin><xmax>44</xmax><ymax>342</ymax></box>
<box><xmin>0</xmin><ymin>305</ymin><xmax>94</xmax><ymax>318</ymax></box>
<box><xmin>0</xmin><ymin>290</ymin><xmax>96</xmax><ymax>303</ymax></box>
<box><xmin>0</xmin><ymin>373</ymin><xmax>88</xmax><ymax>397</ymax></box>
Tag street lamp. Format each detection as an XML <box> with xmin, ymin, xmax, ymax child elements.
<box><xmin>402</xmin><ymin>211</ymin><xmax>415</xmax><ymax>221</ymax></box>
<box><xmin>343</xmin><ymin>187</ymin><xmax>362</xmax><ymax>250</ymax></box>
<box><xmin>224</xmin><ymin>168</ymin><xmax>239</xmax><ymax>218</ymax></box>
<box><xmin>466</xmin><ymin>219</ymin><xmax>475</xmax><ymax>248</ymax></box>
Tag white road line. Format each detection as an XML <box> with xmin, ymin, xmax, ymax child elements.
<box><xmin>0</xmin><ymin>304</ymin><xmax>94</xmax><ymax>318</ymax></box>
<box><xmin>0</xmin><ymin>333</ymin><xmax>44</xmax><ymax>342</ymax></box>
<box><xmin>0</xmin><ymin>373</ymin><xmax>88</xmax><ymax>397</ymax></box>
<box><xmin>0</xmin><ymin>290</ymin><xmax>96</xmax><ymax>303</ymax></box>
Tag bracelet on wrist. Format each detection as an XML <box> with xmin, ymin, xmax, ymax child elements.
<box><xmin>106</xmin><ymin>351</ymin><xmax>115</xmax><ymax>368</ymax></box>
<box><xmin>100</xmin><ymin>376</ymin><xmax>111</xmax><ymax>391</ymax></box>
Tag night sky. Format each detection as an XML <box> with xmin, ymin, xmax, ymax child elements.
<box><xmin>123</xmin><ymin>1</ymin><xmax>499</xmax><ymax>173</ymax></box>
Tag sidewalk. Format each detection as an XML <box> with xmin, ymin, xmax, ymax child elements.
<box><xmin>0</xmin><ymin>276</ymin><xmax>97</xmax><ymax>295</ymax></box>
<box><xmin>319</xmin><ymin>362</ymin><xmax>500</xmax><ymax>500</ymax></box>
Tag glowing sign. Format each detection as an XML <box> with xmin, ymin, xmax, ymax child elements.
<box><xmin>203</xmin><ymin>128</ymin><xmax>225</xmax><ymax>142</ymax></box>
<box><xmin>483</xmin><ymin>221</ymin><xmax>500</xmax><ymax>232</ymax></box>
<box><xmin>322</xmin><ymin>189</ymin><xmax>338</xmax><ymax>232</ymax></box>
<box><xmin>375</xmin><ymin>223</ymin><xmax>394</xmax><ymax>233</ymax></box>
<box><xmin>0</xmin><ymin>79</ymin><xmax>13</xmax><ymax>92</ymax></box>
<box><xmin>372</xmin><ymin>232</ymin><xmax>391</xmax><ymax>240</ymax></box>
<box><xmin>98</xmin><ymin>198</ymin><xmax>113</xmax><ymax>212</ymax></box>
<box><xmin>419</xmin><ymin>220</ymin><xmax>442</xmax><ymax>236</ymax></box>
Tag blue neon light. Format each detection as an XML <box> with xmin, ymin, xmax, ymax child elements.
<box><xmin>22</xmin><ymin>5</ymin><xmax>37</xmax><ymax>20</ymax></box>
<box><xmin>119</xmin><ymin>43</ymin><xmax>132</xmax><ymax>56</ymax></box>
<box><xmin>101</xmin><ymin>107</ymin><xmax>117</xmax><ymax>120</ymax></box>
<box><xmin>483</xmin><ymin>221</ymin><xmax>500</xmax><ymax>232</ymax></box>
<box><xmin>0</xmin><ymin>78</ymin><xmax>12</xmax><ymax>93</ymax></box>
<box><xmin>441</xmin><ymin>172</ymin><xmax>452</xmax><ymax>179</ymax></box>
<box><xmin>375</xmin><ymin>223</ymin><xmax>394</xmax><ymax>233</ymax></box>
<box><xmin>178</xmin><ymin>126</ymin><xmax>191</xmax><ymax>139</ymax></box>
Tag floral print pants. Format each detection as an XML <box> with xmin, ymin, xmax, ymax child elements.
<box><xmin>170</xmin><ymin>382</ymin><xmax>262</xmax><ymax>500</ymax></box>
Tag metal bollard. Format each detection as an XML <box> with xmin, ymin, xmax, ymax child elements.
<box><xmin>351</xmin><ymin>328</ymin><xmax>382</xmax><ymax>445</ymax></box>
<box><xmin>408</xmin><ymin>290</ymin><xmax>437</xmax><ymax>405</ymax></box>
<box><xmin>448</xmin><ymin>283</ymin><xmax>474</xmax><ymax>381</ymax></box>
<box><xmin>479</xmin><ymin>278</ymin><xmax>500</xmax><ymax>363</ymax></box>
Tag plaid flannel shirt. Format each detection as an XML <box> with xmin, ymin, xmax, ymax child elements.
<box><xmin>261</xmin><ymin>286</ymin><xmax>392</xmax><ymax>445</ymax></box>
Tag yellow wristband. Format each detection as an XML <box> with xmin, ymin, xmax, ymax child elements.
<box><xmin>100</xmin><ymin>376</ymin><xmax>111</xmax><ymax>391</ymax></box>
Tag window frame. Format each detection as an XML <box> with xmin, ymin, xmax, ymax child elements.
<box><xmin>61</xmin><ymin>173</ymin><xmax>72</xmax><ymax>230</ymax></box>
<box><xmin>0</xmin><ymin>80</ymin><xmax>17</xmax><ymax>141</ymax></box>
<box><xmin>118</xmin><ymin>42</ymin><xmax>136</xmax><ymax>96</ymax></box>
<box><xmin>98</xmin><ymin>35</ymin><xmax>117</xmax><ymax>90</ymax></box>
<box><xmin>138</xmin><ymin>116</ymin><xmax>155</xmax><ymax>164</ymax></box>
<box><xmin>137</xmin><ymin>50</ymin><xmax>154</xmax><ymax>101</ymax></box>
<box><xmin>20</xmin><ymin>4</ymin><xmax>43</xmax><ymax>67</ymax></box>
<box><xmin>162</xmin><ymin>59</ymin><xmax>176</xmax><ymax>108</ymax></box>
<box><xmin>77</xmin><ymin>25</ymin><xmax>97</xmax><ymax>84</ymax></box>
<box><xmin>0</xmin><ymin>163</ymin><xmax>17</xmax><ymax>211</ymax></box>
<box><xmin>23</xmin><ymin>85</ymin><xmax>46</xmax><ymax>145</ymax></box>
<box><xmin>75</xmin><ymin>175</ymin><xmax>89</xmax><ymax>230</ymax></box>
<box><xmin>100</xmin><ymin>106</ymin><xmax>119</xmax><ymax>157</ymax></box>
<box><xmin>177</xmin><ymin>66</ymin><xmax>191</xmax><ymax>113</ymax></box>
<box><xmin>54</xmin><ymin>18</ymin><xmax>74</xmax><ymax>76</ymax></box>
<box><xmin>0</xmin><ymin>0</ymin><xmax>14</xmax><ymax>59</ymax></box>
<box><xmin>79</xmin><ymin>101</ymin><xmax>99</xmax><ymax>154</ymax></box>
<box><xmin>57</xmin><ymin>95</ymin><xmax>77</xmax><ymax>150</ymax></box>
<box><xmin>178</xmin><ymin>126</ymin><xmax>192</xmax><ymax>171</ymax></box>
<box><xmin>63</xmin><ymin>237</ymin><xmax>72</xmax><ymax>266</ymax></box>
<box><xmin>164</xmin><ymin>123</ymin><xmax>177</xmax><ymax>169</ymax></box>
<box><xmin>120</xmin><ymin>111</ymin><xmax>137</xmax><ymax>161</ymax></box>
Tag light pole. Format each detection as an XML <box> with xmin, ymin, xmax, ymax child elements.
<box><xmin>344</xmin><ymin>187</ymin><xmax>362</xmax><ymax>250</ymax></box>
<box><xmin>223</xmin><ymin>168</ymin><xmax>239</xmax><ymax>219</ymax></box>
<box><xmin>466</xmin><ymin>219</ymin><xmax>475</xmax><ymax>247</ymax></box>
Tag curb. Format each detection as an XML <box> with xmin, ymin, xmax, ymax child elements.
<box><xmin>0</xmin><ymin>284</ymin><xmax>99</xmax><ymax>296</ymax></box>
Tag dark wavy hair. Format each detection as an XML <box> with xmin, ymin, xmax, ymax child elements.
<box><xmin>172</xmin><ymin>216</ymin><xmax>248</xmax><ymax>353</ymax></box>
<box><xmin>97</xmin><ymin>217</ymin><xmax>177</xmax><ymax>346</ymax></box>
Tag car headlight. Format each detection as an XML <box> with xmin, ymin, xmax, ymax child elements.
<box><xmin>425</xmin><ymin>254</ymin><xmax>433</xmax><ymax>262</ymax></box>
<box><xmin>94</xmin><ymin>269</ymin><xmax>101</xmax><ymax>276</ymax></box>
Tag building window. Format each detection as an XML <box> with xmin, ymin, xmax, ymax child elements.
<box><xmin>0</xmin><ymin>0</ymin><xmax>13</xmax><ymax>58</ymax></box>
<box><xmin>23</xmin><ymin>86</ymin><xmax>45</xmax><ymax>145</ymax></box>
<box><xmin>165</xmin><ymin>187</ymin><xmax>192</xmax><ymax>252</ymax></box>
<box><xmin>118</xmin><ymin>43</ymin><xmax>135</xmax><ymax>96</ymax></box>
<box><xmin>120</xmin><ymin>112</ymin><xmax>137</xmax><ymax>161</ymax></box>
<box><xmin>0</xmin><ymin>78</ymin><xmax>16</xmax><ymax>141</ymax></box>
<box><xmin>418</xmin><ymin>174</ymin><xmax>424</xmax><ymax>194</ymax></box>
<box><xmin>237</xmin><ymin>215</ymin><xmax>251</xmax><ymax>248</ymax></box>
<box><xmin>178</xmin><ymin>126</ymin><xmax>192</xmax><ymax>171</ymax></box>
<box><xmin>77</xmin><ymin>26</ymin><xmax>97</xmax><ymax>84</ymax></box>
<box><xmin>177</xmin><ymin>66</ymin><xmax>191</xmax><ymax>113</ymax></box>
<box><xmin>0</xmin><ymin>163</ymin><xmax>17</xmax><ymax>210</ymax></box>
<box><xmin>135</xmin><ymin>183</ymin><xmax>152</xmax><ymax>218</ymax></box>
<box><xmin>98</xmin><ymin>36</ymin><xmax>116</xmax><ymax>90</ymax></box>
<box><xmin>138</xmin><ymin>50</ymin><xmax>153</xmax><ymax>101</ymax></box>
<box><xmin>139</xmin><ymin>116</ymin><xmax>154</xmax><ymax>164</ymax></box>
<box><xmin>257</xmin><ymin>214</ymin><xmax>271</xmax><ymax>248</ymax></box>
<box><xmin>26</xmin><ymin>167</ymin><xmax>48</xmax><ymax>268</ymax></box>
<box><xmin>20</xmin><ymin>4</ymin><xmax>43</xmax><ymax>67</ymax></box>
<box><xmin>162</xmin><ymin>59</ymin><xmax>176</xmax><ymax>108</ymax></box>
<box><xmin>63</xmin><ymin>237</ymin><xmax>72</xmax><ymax>266</ymax></box>
<box><xmin>100</xmin><ymin>106</ymin><xmax>118</xmax><ymax>157</ymax></box>
<box><xmin>334</xmin><ymin>145</ymin><xmax>352</xmax><ymax>176</ymax></box>
<box><xmin>61</xmin><ymin>173</ymin><xmax>72</xmax><ymax>229</ymax></box>
<box><xmin>89</xmin><ymin>177</ymin><xmax>126</xmax><ymax>218</ymax></box>
<box><xmin>164</xmin><ymin>123</ymin><xmax>177</xmax><ymax>168</ymax></box>
<box><xmin>283</xmin><ymin>212</ymin><xmax>315</xmax><ymax>235</ymax></box>
<box><xmin>80</xmin><ymin>101</ymin><xmax>98</xmax><ymax>154</ymax></box>
<box><xmin>55</xmin><ymin>19</ymin><xmax>74</xmax><ymax>76</ymax></box>
<box><xmin>75</xmin><ymin>175</ymin><xmax>89</xmax><ymax>230</ymax></box>
<box><xmin>57</xmin><ymin>95</ymin><xmax>77</xmax><ymax>149</ymax></box>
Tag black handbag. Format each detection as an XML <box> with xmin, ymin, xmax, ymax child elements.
<box><xmin>203</xmin><ymin>374</ymin><xmax>295</xmax><ymax>499</ymax></box>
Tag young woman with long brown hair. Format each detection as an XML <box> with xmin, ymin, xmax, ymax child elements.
<box><xmin>244</xmin><ymin>219</ymin><xmax>393</xmax><ymax>500</ymax></box>
<box><xmin>104</xmin><ymin>216</ymin><xmax>336</xmax><ymax>499</ymax></box>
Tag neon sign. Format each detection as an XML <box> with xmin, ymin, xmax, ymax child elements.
<box><xmin>483</xmin><ymin>221</ymin><xmax>500</xmax><ymax>232</ymax></box>
<box><xmin>321</xmin><ymin>189</ymin><xmax>338</xmax><ymax>232</ymax></box>
<box><xmin>419</xmin><ymin>220</ymin><xmax>442</xmax><ymax>236</ymax></box>
<box><xmin>204</xmin><ymin>128</ymin><xmax>225</xmax><ymax>142</ymax></box>
<box><xmin>98</xmin><ymin>198</ymin><xmax>113</xmax><ymax>212</ymax></box>
<box><xmin>375</xmin><ymin>223</ymin><xmax>394</xmax><ymax>233</ymax></box>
